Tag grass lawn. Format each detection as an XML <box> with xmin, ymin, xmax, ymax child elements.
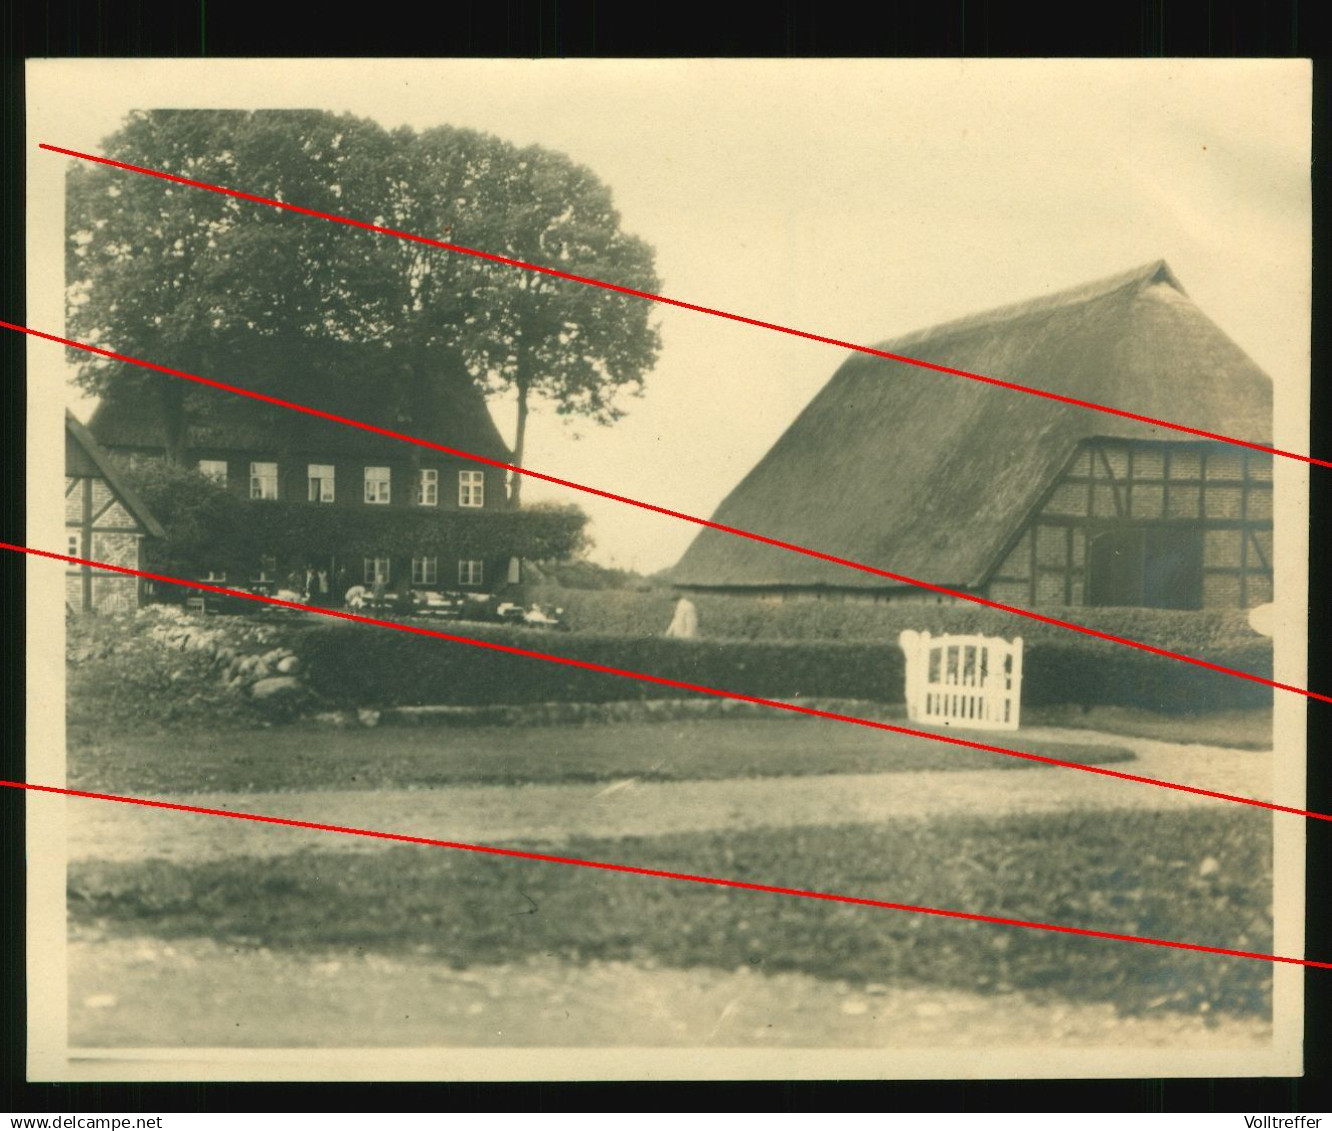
<box><xmin>67</xmin><ymin>716</ymin><xmax>1134</xmax><ymax>794</ymax></box>
<box><xmin>1022</xmin><ymin>705</ymin><xmax>1272</xmax><ymax>750</ymax></box>
<box><xmin>69</xmin><ymin>806</ymin><xmax>1272</xmax><ymax>1019</ymax></box>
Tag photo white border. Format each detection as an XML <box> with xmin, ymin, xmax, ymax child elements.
<box><xmin>23</xmin><ymin>57</ymin><xmax>1310</xmax><ymax>1083</ymax></box>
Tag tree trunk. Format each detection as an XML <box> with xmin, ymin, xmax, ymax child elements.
<box><xmin>510</xmin><ymin>374</ymin><xmax>529</xmax><ymax>508</ymax></box>
<box><xmin>159</xmin><ymin>380</ymin><xmax>188</xmax><ymax>465</ymax></box>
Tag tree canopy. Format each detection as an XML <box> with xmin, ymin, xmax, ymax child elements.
<box><xmin>67</xmin><ymin>109</ymin><xmax>662</xmax><ymax>489</ymax></box>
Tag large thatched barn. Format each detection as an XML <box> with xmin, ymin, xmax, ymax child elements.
<box><xmin>671</xmin><ymin>261</ymin><xmax>1274</xmax><ymax>610</ymax></box>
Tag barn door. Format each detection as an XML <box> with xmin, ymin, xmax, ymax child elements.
<box><xmin>1088</xmin><ymin>527</ymin><xmax>1203</xmax><ymax>609</ymax></box>
<box><xmin>1142</xmin><ymin>528</ymin><xmax>1203</xmax><ymax>609</ymax></box>
<box><xmin>1088</xmin><ymin>529</ymin><xmax>1143</xmax><ymax>607</ymax></box>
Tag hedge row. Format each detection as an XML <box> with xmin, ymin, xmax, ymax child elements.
<box><xmin>295</xmin><ymin>622</ymin><xmax>902</xmax><ymax>708</ymax></box>
<box><xmin>292</xmin><ymin>620</ymin><xmax>1273</xmax><ymax>714</ymax></box>
<box><xmin>527</xmin><ymin>586</ymin><xmax>1265</xmax><ymax>653</ymax></box>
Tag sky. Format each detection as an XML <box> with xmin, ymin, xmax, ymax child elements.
<box><xmin>28</xmin><ymin>58</ymin><xmax>1312</xmax><ymax>574</ymax></box>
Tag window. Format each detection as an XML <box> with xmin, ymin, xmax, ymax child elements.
<box><xmin>458</xmin><ymin>559</ymin><xmax>484</xmax><ymax>586</ymax></box>
<box><xmin>252</xmin><ymin>555</ymin><xmax>277</xmax><ymax>585</ymax></box>
<box><xmin>459</xmin><ymin>470</ymin><xmax>485</xmax><ymax>508</ymax></box>
<box><xmin>308</xmin><ymin>464</ymin><xmax>335</xmax><ymax>503</ymax></box>
<box><xmin>202</xmin><ymin>567</ymin><xmax>227</xmax><ymax>583</ymax></box>
<box><xmin>250</xmin><ymin>462</ymin><xmax>279</xmax><ymax>500</ymax></box>
<box><xmin>67</xmin><ymin>532</ymin><xmax>80</xmax><ymax>558</ymax></box>
<box><xmin>364</xmin><ymin>557</ymin><xmax>391</xmax><ymax>584</ymax></box>
<box><xmin>364</xmin><ymin>466</ymin><xmax>391</xmax><ymax>504</ymax></box>
<box><xmin>412</xmin><ymin>556</ymin><xmax>438</xmax><ymax>586</ymax></box>
<box><xmin>198</xmin><ymin>459</ymin><xmax>228</xmax><ymax>485</ymax></box>
<box><xmin>415</xmin><ymin>468</ymin><xmax>438</xmax><ymax>506</ymax></box>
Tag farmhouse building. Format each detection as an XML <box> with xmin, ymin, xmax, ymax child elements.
<box><xmin>672</xmin><ymin>262</ymin><xmax>1274</xmax><ymax>610</ymax></box>
<box><xmin>65</xmin><ymin>409</ymin><xmax>166</xmax><ymax>613</ymax></box>
<box><xmin>86</xmin><ymin>343</ymin><xmax>519</xmax><ymax>597</ymax></box>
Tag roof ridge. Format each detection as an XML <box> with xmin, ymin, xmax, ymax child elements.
<box><xmin>878</xmin><ymin>260</ymin><xmax>1182</xmax><ymax>354</ymax></box>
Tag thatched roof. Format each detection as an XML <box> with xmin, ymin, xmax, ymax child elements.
<box><xmin>88</xmin><ymin>338</ymin><xmax>511</xmax><ymax>463</ymax></box>
<box><xmin>671</xmin><ymin>261</ymin><xmax>1273</xmax><ymax>592</ymax></box>
<box><xmin>65</xmin><ymin>410</ymin><xmax>167</xmax><ymax>537</ymax></box>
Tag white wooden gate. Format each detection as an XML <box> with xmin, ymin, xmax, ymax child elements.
<box><xmin>898</xmin><ymin>630</ymin><xmax>1024</xmax><ymax>731</ymax></box>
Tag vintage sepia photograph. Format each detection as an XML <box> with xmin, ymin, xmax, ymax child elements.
<box><xmin>24</xmin><ymin>58</ymin><xmax>1311</xmax><ymax>1081</ymax></box>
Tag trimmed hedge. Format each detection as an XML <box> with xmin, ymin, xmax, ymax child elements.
<box><xmin>1022</xmin><ymin>637</ymin><xmax>1272</xmax><ymax>713</ymax></box>
<box><xmin>292</xmin><ymin>619</ymin><xmax>1273</xmax><ymax>714</ymax></box>
<box><xmin>295</xmin><ymin>621</ymin><xmax>903</xmax><ymax>708</ymax></box>
<box><xmin>529</xmin><ymin>586</ymin><xmax>1265</xmax><ymax>653</ymax></box>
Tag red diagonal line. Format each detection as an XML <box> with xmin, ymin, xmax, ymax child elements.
<box><xmin>13</xmin><ymin>321</ymin><xmax>1319</xmax><ymax>704</ymax></box>
<box><xmin>9</xmin><ymin>778</ymin><xmax>1322</xmax><ymax>969</ymax></box>
<box><xmin>43</xmin><ymin>141</ymin><xmax>1323</xmax><ymax>470</ymax></box>
<box><xmin>16</xmin><ymin>540</ymin><xmax>1324</xmax><ymax>820</ymax></box>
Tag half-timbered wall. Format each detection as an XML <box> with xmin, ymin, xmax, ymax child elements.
<box><xmin>65</xmin><ymin>472</ymin><xmax>144</xmax><ymax>613</ymax></box>
<box><xmin>985</xmin><ymin>440</ymin><xmax>1273</xmax><ymax>609</ymax></box>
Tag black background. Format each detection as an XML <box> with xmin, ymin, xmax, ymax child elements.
<box><xmin>2</xmin><ymin>0</ymin><xmax>1328</xmax><ymax>1114</ymax></box>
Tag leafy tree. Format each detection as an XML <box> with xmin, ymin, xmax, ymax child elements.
<box><xmin>66</xmin><ymin>110</ymin><xmax>661</xmax><ymax>493</ymax></box>
<box><xmin>120</xmin><ymin>460</ymin><xmax>259</xmax><ymax>581</ymax></box>
<box><xmin>457</xmin><ymin>137</ymin><xmax>662</xmax><ymax>502</ymax></box>
<box><xmin>68</xmin><ymin>111</ymin><xmax>405</xmax><ymax>461</ymax></box>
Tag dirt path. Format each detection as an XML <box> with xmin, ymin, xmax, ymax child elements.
<box><xmin>65</xmin><ymin>729</ymin><xmax>1271</xmax><ymax>863</ymax></box>
<box><xmin>69</xmin><ymin>933</ymin><xmax>1270</xmax><ymax>1051</ymax></box>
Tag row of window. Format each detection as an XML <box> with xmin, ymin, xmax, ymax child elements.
<box><xmin>202</xmin><ymin>558</ymin><xmax>486</xmax><ymax>587</ymax></box>
<box><xmin>375</xmin><ymin>557</ymin><xmax>484</xmax><ymax>586</ymax></box>
<box><xmin>199</xmin><ymin>460</ymin><xmax>485</xmax><ymax>508</ymax></box>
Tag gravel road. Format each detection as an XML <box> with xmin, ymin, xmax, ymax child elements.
<box><xmin>69</xmin><ymin>933</ymin><xmax>1271</xmax><ymax>1051</ymax></box>
<box><xmin>64</xmin><ymin>727</ymin><xmax>1272</xmax><ymax>863</ymax></box>
<box><xmin>63</xmin><ymin>726</ymin><xmax>1277</xmax><ymax>1056</ymax></box>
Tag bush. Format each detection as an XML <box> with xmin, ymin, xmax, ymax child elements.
<box><xmin>529</xmin><ymin>586</ymin><xmax>1264</xmax><ymax>653</ymax></box>
<box><xmin>1022</xmin><ymin>637</ymin><xmax>1273</xmax><ymax>713</ymax></box>
<box><xmin>122</xmin><ymin>461</ymin><xmax>590</xmax><ymax>579</ymax></box>
<box><xmin>242</xmin><ymin>499</ymin><xmax>589</xmax><ymax>562</ymax></box>
<box><xmin>294</xmin><ymin>620</ymin><xmax>903</xmax><ymax>708</ymax></box>
<box><xmin>291</xmin><ymin>618</ymin><xmax>1271</xmax><ymax>714</ymax></box>
<box><xmin>121</xmin><ymin>461</ymin><xmax>258</xmax><ymax>580</ymax></box>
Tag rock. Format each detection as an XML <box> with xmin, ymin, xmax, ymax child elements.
<box><xmin>249</xmin><ymin>676</ymin><xmax>303</xmax><ymax>701</ymax></box>
<box><xmin>357</xmin><ymin>708</ymin><xmax>381</xmax><ymax>728</ymax></box>
<box><xmin>313</xmin><ymin>710</ymin><xmax>358</xmax><ymax>728</ymax></box>
<box><xmin>276</xmin><ymin>655</ymin><xmax>300</xmax><ymax>674</ymax></box>
<box><xmin>1199</xmin><ymin>856</ymin><xmax>1220</xmax><ymax>877</ymax></box>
